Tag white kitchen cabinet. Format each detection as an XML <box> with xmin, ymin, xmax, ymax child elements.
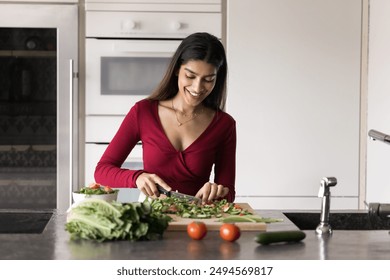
<box><xmin>0</xmin><ymin>0</ymin><xmax>78</xmax><ymax>2</ymax></box>
<box><xmin>366</xmin><ymin>0</ymin><xmax>390</xmax><ymax>205</ymax></box>
<box><xmin>226</xmin><ymin>0</ymin><xmax>362</xmax><ymax>209</ymax></box>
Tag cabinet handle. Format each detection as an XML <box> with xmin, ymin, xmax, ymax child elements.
<box><xmin>69</xmin><ymin>59</ymin><xmax>76</xmax><ymax>206</ymax></box>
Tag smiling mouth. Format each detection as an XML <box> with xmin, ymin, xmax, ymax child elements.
<box><xmin>187</xmin><ymin>89</ymin><xmax>201</xmax><ymax>97</ymax></box>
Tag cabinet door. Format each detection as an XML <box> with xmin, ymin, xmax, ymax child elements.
<box><xmin>366</xmin><ymin>1</ymin><xmax>390</xmax><ymax>204</ymax></box>
<box><xmin>226</xmin><ymin>0</ymin><xmax>362</xmax><ymax>209</ymax></box>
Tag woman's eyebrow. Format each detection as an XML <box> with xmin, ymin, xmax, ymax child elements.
<box><xmin>184</xmin><ymin>67</ymin><xmax>216</xmax><ymax>77</ymax></box>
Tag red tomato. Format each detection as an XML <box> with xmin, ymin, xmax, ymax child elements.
<box><xmin>104</xmin><ymin>186</ymin><xmax>113</xmax><ymax>193</ymax></box>
<box><xmin>167</xmin><ymin>204</ymin><xmax>179</xmax><ymax>213</ymax></box>
<box><xmin>219</xmin><ymin>223</ymin><xmax>241</xmax><ymax>242</ymax></box>
<box><xmin>89</xmin><ymin>182</ymin><xmax>100</xmax><ymax>189</ymax></box>
<box><xmin>233</xmin><ymin>204</ymin><xmax>243</xmax><ymax>210</ymax></box>
<box><xmin>187</xmin><ymin>222</ymin><xmax>207</xmax><ymax>240</ymax></box>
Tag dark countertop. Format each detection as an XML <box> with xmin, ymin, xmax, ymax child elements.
<box><xmin>1</xmin><ymin>209</ymin><xmax>390</xmax><ymax>260</ymax></box>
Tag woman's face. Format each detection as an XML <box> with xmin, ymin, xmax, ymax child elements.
<box><xmin>177</xmin><ymin>60</ymin><xmax>217</xmax><ymax>107</ymax></box>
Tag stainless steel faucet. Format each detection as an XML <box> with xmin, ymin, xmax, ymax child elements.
<box><xmin>316</xmin><ymin>177</ymin><xmax>337</xmax><ymax>235</ymax></box>
<box><xmin>368</xmin><ymin>129</ymin><xmax>390</xmax><ymax>233</ymax></box>
<box><xmin>368</xmin><ymin>129</ymin><xmax>390</xmax><ymax>145</ymax></box>
<box><xmin>368</xmin><ymin>202</ymin><xmax>390</xmax><ymax>219</ymax></box>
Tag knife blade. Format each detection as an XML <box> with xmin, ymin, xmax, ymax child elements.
<box><xmin>156</xmin><ymin>184</ymin><xmax>201</xmax><ymax>204</ymax></box>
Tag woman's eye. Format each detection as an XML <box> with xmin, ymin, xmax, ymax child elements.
<box><xmin>185</xmin><ymin>74</ymin><xmax>215</xmax><ymax>83</ymax></box>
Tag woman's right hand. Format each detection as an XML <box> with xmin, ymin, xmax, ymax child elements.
<box><xmin>135</xmin><ymin>173</ymin><xmax>171</xmax><ymax>197</ymax></box>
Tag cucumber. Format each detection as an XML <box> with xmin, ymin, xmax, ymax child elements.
<box><xmin>255</xmin><ymin>230</ymin><xmax>306</xmax><ymax>245</ymax></box>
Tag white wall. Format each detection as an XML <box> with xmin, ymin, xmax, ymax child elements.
<box><xmin>366</xmin><ymin>0</ymin><xmax>390</xmax><ymax>204</ymax></box>
<box><xmin>226</xmin><ymin>0</ymin><xmax>362</xmax><ymax>210</ymax></box>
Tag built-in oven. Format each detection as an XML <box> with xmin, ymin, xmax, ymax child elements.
<box><xmin>86</xmin><ymin>38</ymin><xmax>180</xmax><ymax>116</ymax></box>
<box><xmin>84</xmin><ymin>0</ymin><xmax>222</xmax><ymax>201</ymax></box>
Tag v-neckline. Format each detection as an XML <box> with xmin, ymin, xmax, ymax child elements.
<box><xmin>153</xmin><ymin>101</ymin><xmax>217</xmax><ymax>153</ymax></box>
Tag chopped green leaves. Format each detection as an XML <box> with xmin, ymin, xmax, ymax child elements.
<box><xmin>150</xmin><ymin>197</ymin><xmax>252</xmax><ymax>219</ymax></box>
<box><xmin>150</xmin><ymin>197</ymin><xmax>283</xmax><ymax>224</ymax></box>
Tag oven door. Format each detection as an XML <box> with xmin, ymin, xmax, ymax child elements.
<box><xmin>86</xmin><ymin>39</ymin><xmax>180</xmax><ymax>115</ymax></box>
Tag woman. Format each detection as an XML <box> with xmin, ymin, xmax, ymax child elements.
<box><xmin>94</xmin><ymin>32</ymin><xmax>236</xmax><ymax>203</ymax></box>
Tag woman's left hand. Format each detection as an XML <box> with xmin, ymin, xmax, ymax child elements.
<box><xmin>195</xmin><ymin>182</ymin><xmax>229</xmax><ymax>203</ymax></box>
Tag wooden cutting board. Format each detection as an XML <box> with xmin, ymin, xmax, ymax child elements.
<box><xmin>166</xmin><ymin>203</ymin><xmax>267</xmax><ymax>231</ymax></box>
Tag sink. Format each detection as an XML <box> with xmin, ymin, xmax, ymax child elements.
<box><xmin>283</xmin><ymin>212</ymin><xmax>390</xmax><ymax>230</ymax></box>
<box><xmin>0</xmin><ymin>211</ymin><xmax>53</xmax><ymax>234</ymax></box>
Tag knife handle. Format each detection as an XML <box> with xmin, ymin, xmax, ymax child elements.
<box><xmin>156</xmin><ymin>183</ymin><xmax>171</xmax><ymax>197</ymax></box>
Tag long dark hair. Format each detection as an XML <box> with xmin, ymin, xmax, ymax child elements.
<box><xmin>148</xmin><ymin>32</ymin><xmax>228</xmax><ymax>111</ymax></box>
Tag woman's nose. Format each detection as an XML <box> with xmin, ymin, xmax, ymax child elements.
<box><xmin>192</xmin><ymin>78</ymin><xmax>204</xmax><ymax>93</ymax></box>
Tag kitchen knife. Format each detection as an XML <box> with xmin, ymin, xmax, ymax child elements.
<box><xmin>156</xmin><ymin>184</ymin><xmax>201</xmax><ymax>204</ymax></box>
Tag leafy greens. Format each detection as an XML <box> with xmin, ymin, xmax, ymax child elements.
<box><xmin>65</xmin><ymin>199</ymin><xmax>172</xmax><ymax>242</ymax></box>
